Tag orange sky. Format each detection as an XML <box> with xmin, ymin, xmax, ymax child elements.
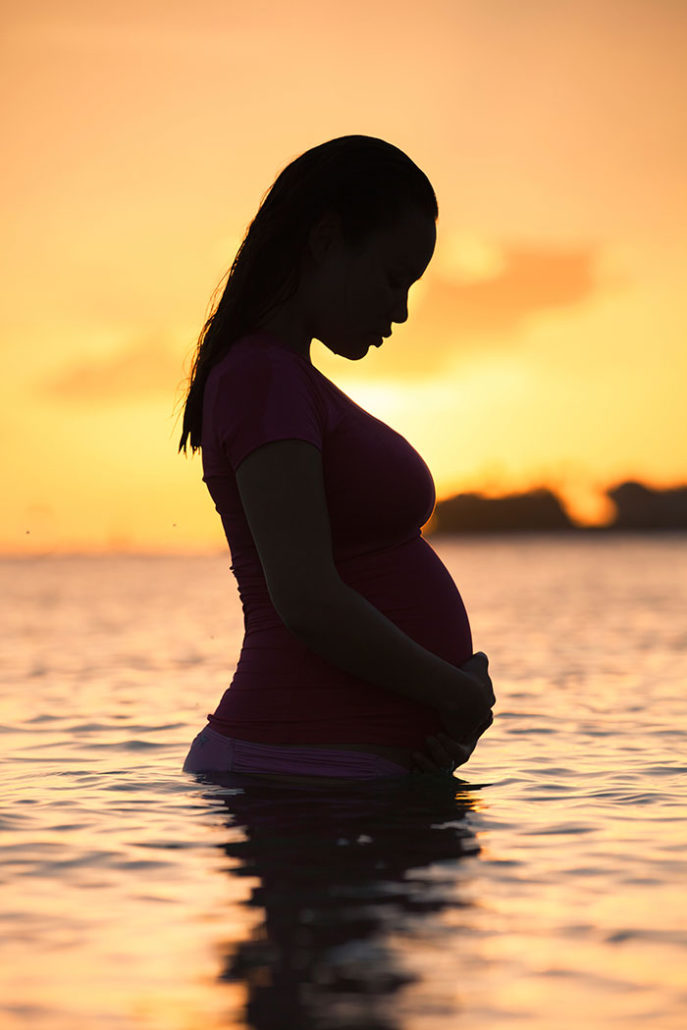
<box><xmin>2</xmin><ymin>0</ymin><xmax>686</xmax><ymax>553</ymax></box>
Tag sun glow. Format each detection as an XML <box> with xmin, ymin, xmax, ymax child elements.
<box><xmin>437</xmin><ymin>232</ymin><xmax>507</xmax><ymax>283</ymax></box>
<box><xmin>1</xmin><ymin>1</ymin><xmax>685</xmax><ymax>552</ymax></box>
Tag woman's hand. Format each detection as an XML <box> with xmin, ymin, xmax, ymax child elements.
<box><xmin>411</xmin><ymin>652</ymin><xmax>495</xmax><ymax>775</ymax></box>
<box><xmin>411</xmin><ymin>713</ymin><xmax>493</xmax><ymax>774</ymax></box>
<box><xmin>411</xmin><ymin>731</ymin><xmax>473</xmax><ymax>774</ymax></box>
<box><xmin>440</xmin><ymin>652</ymin><xmax>495</xmax><ymax>740</ymax></box>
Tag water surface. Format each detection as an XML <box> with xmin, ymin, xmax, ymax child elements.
<box><xmin>2</xmin><ymin>535</ymin><xmax>686</xmax><ymax>1029</ymax></box>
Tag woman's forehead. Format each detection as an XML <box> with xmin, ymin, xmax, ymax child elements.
<box><xmin>378</xmin><ymin>211</ymin><xmax>436</xmax><ymax>271</ymax></box>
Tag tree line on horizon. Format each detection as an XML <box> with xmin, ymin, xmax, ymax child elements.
<box><xmin>428</xmin><ymin>480</ymin><xmax>687</xmax><ymax>534</ymax></box>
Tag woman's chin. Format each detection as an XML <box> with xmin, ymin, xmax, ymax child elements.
<box><xmin>325</xmin><ymin>338</ymin><xmax>371</xmax><ymax>361</ymax></box>
<box><xmin>349</xmin><ymin>345</ymin><xmax>370</xmax><ymax>361</ymax></box>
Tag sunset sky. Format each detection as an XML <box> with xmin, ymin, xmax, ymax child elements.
<box><xmin>2</xmin><ymin>0</ymin><xmax>686</xmax><ymax>552</ymax></box>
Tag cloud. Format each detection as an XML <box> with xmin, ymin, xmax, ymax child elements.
<box><xmin>363</xmin><ymin>241</ymin><xmax>612</xmax><ymax>380</ymax></box>
<box><xmin>39</xmin><ymin>334</ymin><xmax>188</xmax><ymax>404</ymax></box>
<box><xmin>40</xmin><ymin>242</ymin><xmax>612</xmax><ymax>399</ymax></box>
<box><xmin>435</xmin><ymin>242</ymin><xmax>602</xmax><ymax>333</ymax></box>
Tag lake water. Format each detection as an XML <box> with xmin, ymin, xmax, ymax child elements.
<box><xmin>1</xmin><ymin>535</ymin><xmax>686</xmax><ymax>1030</ymax></box>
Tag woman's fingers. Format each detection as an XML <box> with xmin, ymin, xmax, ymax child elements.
<box><xmin>414</xmin><ymin>733</ymin><xmax>471</xmax><ymax>773</ymax></box>
<box><xmin>412</xmin><ymin>714</ymin><xmax>495</xmax><ymax>774</ymax></box>
<box><xmin>411</xmin><ymin>750</ymin><xmax>436</xmax><ymax>771</ymax></box>
<box><xmin>436</xmin><ymin>732</ymin><xmax>472</xmax><ymax>763</ymax></box>
<box><xmin>425</xmin><ymin>734</ymin><xmax>452</xmax><ymax>768</ymax></box>
<box><xmin>471</xmin><ymin>711</ymin><xmax>494</xmax><ymax>738</ymax></box>
<box><xmin>459</xmin><ymin>652</ymin><xmax>496</xmax><ymax>709</ymax></box>
<box><xmin>413</xmin><ymin>737</ymin><xmax>447</xmax><ymax>773</ymax></box>
<box><xmin>412</xmin><ymin>752</ymin><xmax>454</xmax><ymax>774</ymax></box>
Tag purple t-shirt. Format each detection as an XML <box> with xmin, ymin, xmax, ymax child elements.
<box><xmin>201</xmin><ymin>331</ymin><xmax>472</xmax><ymax>748</ymax></box>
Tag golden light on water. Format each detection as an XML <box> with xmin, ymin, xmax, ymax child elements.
<box><xmin>3</xmin><ymin>538</ymin><xmax>685</xmax><ymax>1026</ymax></box>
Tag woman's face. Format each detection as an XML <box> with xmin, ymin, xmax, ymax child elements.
<box><xmin>308</xmin><ymin>207</ymin><xmax>437</xmax><ymax>361</ymax></box>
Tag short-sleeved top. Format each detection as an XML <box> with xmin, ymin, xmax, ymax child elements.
<box><xmin>201</xmin><ymin>330</ymin><xmax>473</xmax><ymax>748</ymax></box>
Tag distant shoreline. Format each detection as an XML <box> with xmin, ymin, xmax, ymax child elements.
<box><xmin>3</xmin><ymin>480</ymin><xmax>687</xmax><ymax>555</ymax></box>
<box><xmin>426</xmin><ymin>526</ymin><xmax>687</xmax><ymax>538</ymax></box>
<box><xmin>428</xmin><ymin>480</ymin><xmax>687</xmax><ymax>535</ymax></box>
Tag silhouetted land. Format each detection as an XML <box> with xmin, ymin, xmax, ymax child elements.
<box><xmin>429</xmin><ymin>481</ymin><xmax>687</xmax><ymax>534</ymax></box>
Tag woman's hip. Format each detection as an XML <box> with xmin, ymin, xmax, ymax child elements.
<box><xmin>182</xmin><ymin>725</ymin><xmax>409</xmax><ymax>780</ymax></box>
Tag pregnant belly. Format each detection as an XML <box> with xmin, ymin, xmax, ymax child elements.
<box><xmin>340</xmin><ymin>534</ymin><xmax>473</xmax><ymax>669</ymax></box>
<box><xmin>220</xmin><ymin>535</ymin><xmax>471</xmax><ymax>754</ymax></box>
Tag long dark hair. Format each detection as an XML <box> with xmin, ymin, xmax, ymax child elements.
<box><xmin>178</xmin><ymin>135</ymin><xmax>438</xmax><ymax>454</ymax></box>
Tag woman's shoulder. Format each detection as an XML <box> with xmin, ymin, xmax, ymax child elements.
<box><xmin>202</xmin><ymin>332</ymin><xmax>333</xmax><ymax>460</ymax></box>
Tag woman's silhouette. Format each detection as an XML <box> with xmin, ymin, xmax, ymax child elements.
<box><xmin>178</xmin><ymin>135</ymin><xmax>495</xmax><ymax>784</ymax></box>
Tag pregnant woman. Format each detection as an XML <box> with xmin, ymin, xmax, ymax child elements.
<box><xmin>179</xmin><ymin>135</ymin><xmax>495</xmax><ymax>785</ymax></box>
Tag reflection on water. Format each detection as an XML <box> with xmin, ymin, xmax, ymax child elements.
<box><xmin>1</xmin><ymin>537</ymin><xmax>686</xmax><ymax>1029</ymax></box>
<box><xmin>199</xmin><ymin>771</ymin><xmax>484</xmax><ymax>1029</ymax></box>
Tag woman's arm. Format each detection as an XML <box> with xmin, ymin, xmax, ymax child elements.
<box><xmin>235</xmin><ymin>439</ymin><xmax>494</xmax><ymax>725</ymax></box>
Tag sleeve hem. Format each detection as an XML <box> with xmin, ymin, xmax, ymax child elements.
<box><xmin>233</xmin><ymin>435</ymin><xmax>323</xmax><ymax>473</ymax></box>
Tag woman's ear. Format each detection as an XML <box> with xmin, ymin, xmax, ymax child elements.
<box><xmin>307</xmin><ymin>210</ymin><xmax>343</xmax><ymax>264</ymax></box>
